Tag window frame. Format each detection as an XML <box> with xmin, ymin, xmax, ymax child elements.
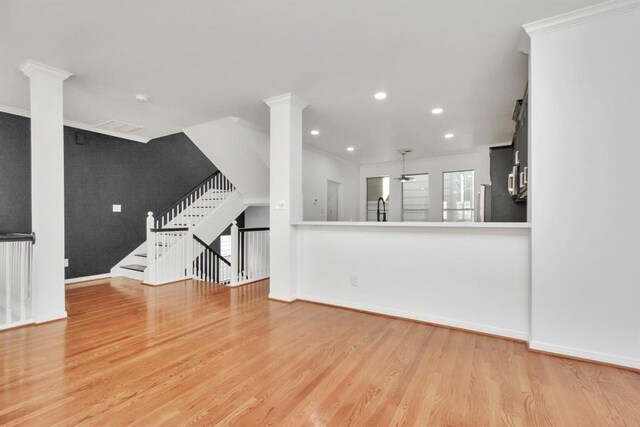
<box><xmin>442</xmin><ymin>169</ymin><xmax>475</xmax><ymax>223</ymax></box>
<box><xmin>366</xmin><ymin>175</ymin><xmax>390</xmax><ymax>222</ymax></box>
<box><xmin>401</xmin><ymin>172</ymin><xmax>430</xmax><ymax>222</ymax></box>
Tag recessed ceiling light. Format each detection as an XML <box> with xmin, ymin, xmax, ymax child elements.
<box><xmin>135</xmin><ymin>94</ymin><xmax>148</xmax><ymax>102</ymax></box>
<box><xmin>431</xmin><ymin>107</ymin><xmax>444</xmax><ymax>115</ymax></box>
<box><xmin>374</xmin><ymin>92</ymin><xmax>387</xmax><ymax>100</ymax></box>
<box><xmin>310</xmin><ymin>130</ymin><xmax>320</xmax><ymax>135</ymax></box>
<box><xmin>444</xmin><ymin>133</ymin><xmax>454</xmax><ymax>139</ymax></box>
<box><xmin>346</xmin><ymin>147</ymin><xmax>355</xmax><ymax>152</ymax></box>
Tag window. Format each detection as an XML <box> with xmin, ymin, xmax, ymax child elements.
<box><xmin>366</xmin><ymin>176</ymin><xmax>390</xmax><ymax>221</ymax></box>
<box><xmin>443</xmin><ymin>170</ymin><xmax>475</xmax><ymax>222</ymax></box>
<box><xmin>402</xmin><ymin>174</ymin><xmax>429</xmax><ymax>221</ymax></box>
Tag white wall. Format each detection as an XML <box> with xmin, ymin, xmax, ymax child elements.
<box><xmin>359</xmin><ymin>149</ymin><xmax>490</xmax><ymax>222</ymax></box>
<box><xmin>244</xmin><ymin>205</ymin><xmax>270</xmax><ymax>228</ymax></box>
<box><xmin>297</xmin><ymin>224</ymin><xmax>530</xmax><ymax>340</ymax></box>
<box><xmin>184</xmin><ymin>117</ymin><xmax>270</xmax><ymax>199</ymax></box>
<box><xmin>527</xmin><ymin>4</ymin><xmax>640</xmax><ymax>368</ymax></box>
<box><xmin>303</xmin><ymin>146</ymin><xmax>359</xmax><ymax>221</ymax></box>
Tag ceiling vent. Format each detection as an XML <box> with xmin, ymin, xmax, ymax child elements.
<box><xmin>95</xmin><ymin>120</ymin><xmax>143</xmax><ymax>133</ymax></box>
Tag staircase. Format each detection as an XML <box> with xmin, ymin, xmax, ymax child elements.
<box><xmin>111</xmin><ymin>170</ymin><xmax>270</xmax><ymax>286</ymax></box>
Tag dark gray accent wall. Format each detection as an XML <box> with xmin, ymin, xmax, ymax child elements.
<box><xmin>0</xmin><ymin>111</ymin><xmax>218</xmax><ymax>279</ymax></box>
<box><xmin>490</xmin><ymin>146</ymin><xmax>527</xmax><ymax>222</ymax></box>
<box><xmin>0</xmin><ymin>112</ymin><xmax>31</xmax><ymax>233</ymax></box>
<box><xmin>64</xmin><ymin>128</ymin><xmax>217</xmax><ymax>279</ymax></box>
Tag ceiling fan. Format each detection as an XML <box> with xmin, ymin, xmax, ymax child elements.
<box><xmin>395</xmin><ymin>149</ymin><xmax>415</xmax><ymax>182</ymax></box>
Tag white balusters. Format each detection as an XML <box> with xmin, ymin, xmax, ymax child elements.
<box><xmin>230</xmin><ymin>221</ymin><xmax>239</xmax><ymax>286</ymax></box>
<box><xmin>0</xmin><ymin>235</ymin><xmax>34</xmax><ymax>329</ymax></box>
<box><xmin>230</xmin><ymin>227</ymin><xmax>270</xmax><ymax>286</ymax></box>
<box><xmin>155</xmin><ymin>172</ymin><xmax>235</xmax><ymax>230</ymax></box>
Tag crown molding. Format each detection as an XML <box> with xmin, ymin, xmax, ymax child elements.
<box><xmin>19</xmin><ymin>60</ymin><xmax>72</xmax><ymax>81</ymax></box>
<box><xmin>229</xmin><ymin>116</ymin><xmax>266</xmax><ymax>132</ymax></box>
<box><xmin>523</xmin><ymin>0</ymin><xmax>640</xmax><ymax>38</ymax></box>
<box><xmin>0</xmin><ymin>104</ymin><xmax>150</xmax><ymax>143</ymax></box>
<box><xmin>263</xmin><ymin>92</ymin><xmax>309</xmax><ymax>109</ymax></box>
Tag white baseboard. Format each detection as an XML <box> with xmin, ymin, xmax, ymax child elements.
<box><xmin>529</xmin><ymin>340</ymin><xmax>640</xmax><ymax>370</ymax></box>
<box><xmin>34</xmin><ymin>310</ymin><xmax>68</xmax><ymax>324</ymax></box>
<box><xmin>0</xmin><ymin>319</ymin><xmax>34</xmax><ymax>331</ymax></box>
<box><xmin>269</xmin><ymin>292</ymin><xmax>298</xmax><ymax>303</ymax></box>
<box><xmin>65</xmin><ymin>273</ymin><xmax>111</xmax><ymax>284</ymax></box>
<box><xmin>296</xmin><ymin>293</ymin><xmax>529</xmax><ymax>341</ymax></box>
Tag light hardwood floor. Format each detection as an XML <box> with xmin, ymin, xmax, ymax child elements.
<box><xmin>1</xmin><ymin>277</ymin><xmax>639</xmax><ymax>426</ymax></box>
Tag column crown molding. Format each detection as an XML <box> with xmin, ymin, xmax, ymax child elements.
<box><xmin>523</xmin><ymin>0</ymin><xmax>640</xmax><ymax>38</ymax></box>
<box><xmin>263</xmin><ymin>93</ymin><xmax>308</xmax><ymax>109</ymax></box>
<box><xmin>20</xmin><ymin>60</ymin><xmax>72</xmax><ymax>81</ymax></box>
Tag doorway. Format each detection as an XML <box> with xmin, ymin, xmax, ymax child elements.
<box><xmin>326</xmin><ymin>180</ymin><xmax>340</xmax><ymax>221</ymax></box>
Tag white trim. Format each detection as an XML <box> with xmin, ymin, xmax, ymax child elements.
<box><xmin>142</xmin><ymin>276</ymin><xmax>191</xmax><ymax>287</ymax></box>
<box><xmin>65</xmin><ymin>273</ymin><xmax>111</xmax><ymax>284</ymax></box>
<box><xmin>304</xmin><ymin>143</ymin><xmax>359</xmax><ymax>167</ymax></box>
<box><xmin>0</xmin><ymin>104</ymin><xmax>151</xmax><ymax>143</ymax></box>
<box><xmin>268</xmin><ymin>292</ymin><xmax>298</xmax><ymax>303</ymax></box>
<box><xmin>0</xmin><ymin>319</ymin><xmax>34</xmax><ymax>331</ymax></box>
<box><xmin>523</xmin><ymin>0</ymin><xmax>640</xmax><ymax>38</ymax></box>
<box><xmin>263</xmin><ymin>92</ymin><xmax>309</xmax><ymax>109</ymax></box>
<box><xmin>529</xmin><ymin>340</ymin><xmax>640</xmax><ymax>370</ymax></box>
<box><xmin>229</xmin><ymin>116</ymin><xmax>267</xmax><ymax>132</ymax></box>
<box><xmin>294</xmin><ymin>221</ymin><xmax>531</xmax><ymax>229</ymax></box>
<box><xmin>243</xmin><ymin>197</ymin><xmax>270</xmax><ymax>206</ymax></box>
<box><xmin>19</xmin><ymin>59</ymin><xmax>72</xmax><ymax>81</ymax></box>
<box><xmin>228</xmin><ymin>276</ymin><xmax>270</xmax><ymax>287</ymax></box>
<box><xmin>297</xmin><ymin>293</ymin><xmax>529</xmax><ymax>341</ymax></box>
<box><xmin>34</xmin><ymin>310</ymin><xmax>68</xmax><ymax>324</ymax></box>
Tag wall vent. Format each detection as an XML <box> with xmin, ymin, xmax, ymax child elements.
<box><xmin>95</xmin><ymin>120</ymin><xmax>143</xmax><ymax>133</ymax></box>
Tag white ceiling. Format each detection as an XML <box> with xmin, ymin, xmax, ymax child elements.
<box><xmin>0</xmin><ymin>0</ymin><xmax>599</xmax><ymax>164</ymax></box>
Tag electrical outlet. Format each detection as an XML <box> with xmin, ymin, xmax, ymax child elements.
<box><xmin>64</xmin><ymin>258</ymin><xmax>69</xmax><ymax>268</ymax></box>
<box><xmin>350</xmin><ymin>275</ymin><xmax>359</xmax><ymax>287</ymax></box>
<box><xmin>275</xmin><ymin>200</ymin><xmax>286</xmax><ymax>210</ymax></box>
<box><xmin>112</xmin><ymin>204</ymin><xmax>122</xmax><ymax>213</ymax></box>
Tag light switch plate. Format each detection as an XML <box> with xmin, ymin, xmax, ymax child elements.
<box><xmin>112</xmin><ymin>204</ymin><xmax>122</xmax><ymax>213</ymax></box>
<box><xmin>275</xmin><ymin>200</ymin><xmax>286</xmax><ymax>210</ymax></box>
<box><xmin>64</xmin><ymin>258</ymin><xmax>69</xmax><ymax>268</ymax></box>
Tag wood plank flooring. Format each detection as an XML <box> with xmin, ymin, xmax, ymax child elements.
<box><xmin>1</xmin><ymin>277</ymin><xmax>639</xmax><ymax>426</ymax></box>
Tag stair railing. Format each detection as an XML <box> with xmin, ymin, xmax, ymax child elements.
<box><xmin>230</xmin><ymin>222</ymin><xmax>270</xmax><ymax>285</ymax></box>
<box><xmin>145</xmin><ymin>212</ymin><xmax>193</xmax><ymax>285</ymax></box>
<box><xmin>192</xmin><ymin>235</ymin><xmax>231</xmax><ymax>284</ymax></box>
<box><xmin>0</xmin><ymin>232</ymin><xmax>35</xmax><ymax>329</ymax></box>
<box><xmin>154</xmin><ymin>171</ymin><xmax>234</xmax><ymax>229</ymax></box>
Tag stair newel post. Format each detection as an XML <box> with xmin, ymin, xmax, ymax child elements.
<box><xmin>145</xmin><ymin>212</ymin><xmax>155</xmax><ymax>284</ymax></box>
<box><xmin>187</xmin><ymin>225</ymin><xmax>194</xmax><ymax>279</ymax></box>
<box><xmin>230</xmin><ymin>220</ymin><xmax>239</xmax><ymax>285</ymax></box>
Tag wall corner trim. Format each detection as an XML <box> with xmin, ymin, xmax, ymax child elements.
<box><xmin>523</xmin><ymin>0</ymin><xmax>640</xmax><ymax>38</ymax></box>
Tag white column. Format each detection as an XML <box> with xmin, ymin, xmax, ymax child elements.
<box><xmin>264</xmin><ymin>93</ymin><xmax>307</xmax><ymax>301</ymax></box>
<box><xmin>20</xmin><ymin>60</ymin><xmax>72</xmax><ymax>323</ymax></box>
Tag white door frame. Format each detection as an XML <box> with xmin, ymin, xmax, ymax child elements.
<box><xmin>326</xmin><ymin>180</ymin><xmax>341</xmax><ymax>221</ymax></box>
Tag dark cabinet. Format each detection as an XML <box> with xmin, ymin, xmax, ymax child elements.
<box><xmin>489</xmin><ymin>86</ymin><xmax>528</xmax><ymax>222</ymax></box>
